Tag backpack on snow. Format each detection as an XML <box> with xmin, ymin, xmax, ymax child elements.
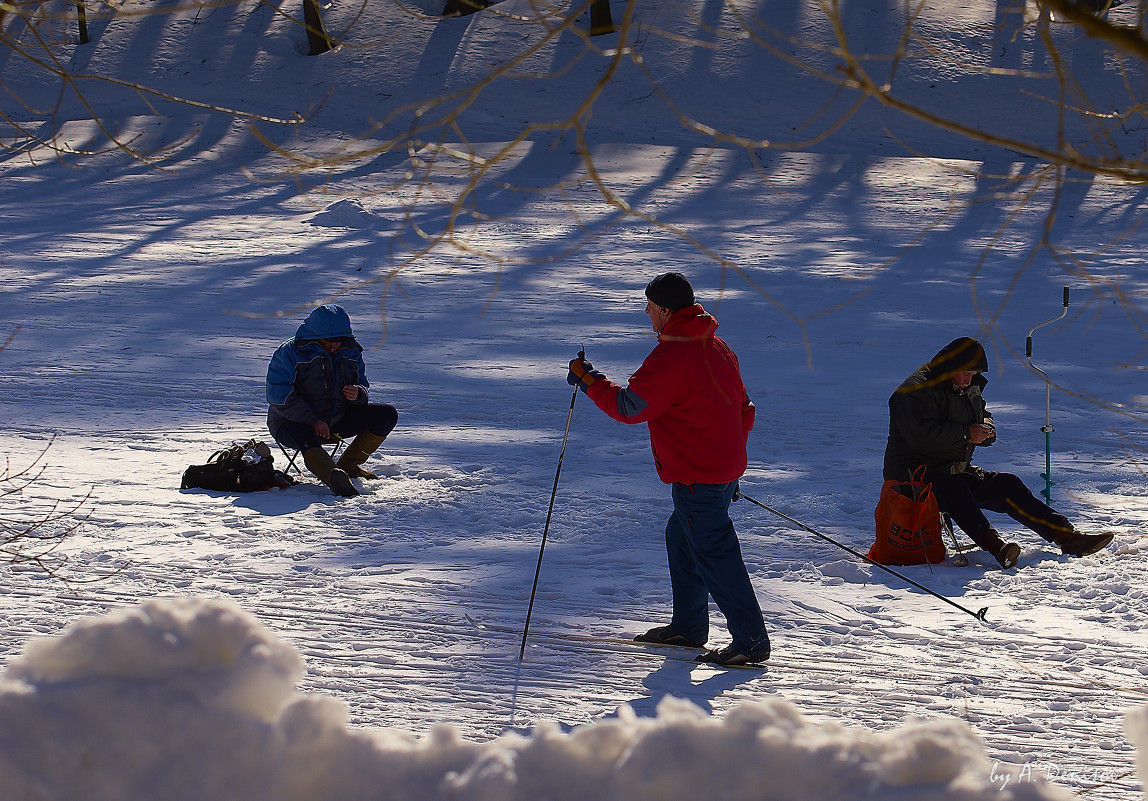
<box><xmin>180</xmin><ymin>440</ymin><xmax>293</xmax><ymax>493</ymax></box>
<box><xmin>867</xmin><ymin>466</ymin><xmax>946</xmax><ymax>566</ymax></box>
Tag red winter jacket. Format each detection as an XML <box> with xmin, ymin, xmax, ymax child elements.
<box><xmin>586</xmin><ymin>305</ymin><xmax>755</xmax><ymax>485</ymax></box>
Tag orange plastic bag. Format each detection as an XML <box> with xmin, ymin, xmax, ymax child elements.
<box><xmin>867</xmin><ymin>467</ymin><xmax>946</xmax><ymax>565</ymax></box>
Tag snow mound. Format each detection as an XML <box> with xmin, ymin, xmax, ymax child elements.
<box><xmin>1127</xmin><ymin>706</ymin><xmax>1148</xmax><ymax>798</ymax></box>
<box><xmin>0</xmin><ymin>597</ymin><xmax>1095</xmax><ymax>801</ymax></box>
<box><xmin>309</xmin><ymin>199</ymin><xmax>388</xmax><ymax>230</ymax></box>
<box><xmin>819</xmin><ymin>558</ymin><xmax>873</xmax><ymax>583</ymax></box>
<box><xmin>6</xmin><ymin>597</ymin><xmax>303</xmax><ymax>719</ymax></box>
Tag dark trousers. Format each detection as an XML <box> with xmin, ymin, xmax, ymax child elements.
<box><xmin>664</xmin><ymin>481</ymin><xmax>768</xmax><ymax>653</ymax></box>
<box><xmin>270</xmin><ymin>404</ymin><xmax>398</xmax><ymax>451</ymax></box>
<box><xmin>926</xmin><ymin>468</ymin><xmax>1073</xmax><ymax>548</ymax></box>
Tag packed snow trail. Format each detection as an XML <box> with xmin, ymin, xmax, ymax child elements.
<box><xmin>2</xmin><ymin>428</ymin><xmax>1144</xmax><ymax>797</ymax></box>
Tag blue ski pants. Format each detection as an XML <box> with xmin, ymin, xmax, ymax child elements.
<box><xmin>665</xmin><ymin>481</ymin><xmax>768</xmax><ymax>653</ymax></box>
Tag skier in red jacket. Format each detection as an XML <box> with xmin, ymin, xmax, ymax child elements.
<box><xmin>568</xmin><ymin>273</ymin><xmax>770</xmax><ymax>666</ymax></box>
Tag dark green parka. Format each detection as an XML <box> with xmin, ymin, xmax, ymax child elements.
<box><xmin>882</xmin><ymin>338</ymin><xmax>995</xmax><ymax>481</ymax></box>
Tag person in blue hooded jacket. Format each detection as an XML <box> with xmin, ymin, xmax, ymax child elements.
<box><xmin>266</xmin><ymin>305</ymin><xmax>398</xmax><ymax>496</ymax></box>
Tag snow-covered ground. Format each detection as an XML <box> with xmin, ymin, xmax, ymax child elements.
<box><xmin>2</xmin><ymin>0</ymin><xmax>1148</xmax><ymax>798</ymax></box>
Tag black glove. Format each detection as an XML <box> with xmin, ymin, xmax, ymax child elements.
<box><xmin>567</xmin><ymin>357</ymin><xmax>604</xmax><ymax>392</ymax></box>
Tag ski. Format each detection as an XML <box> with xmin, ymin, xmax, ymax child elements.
<box><xmin>545</xmin><ymin>636</ymin><xmax>769</xmax><ymax>671</ymax></box>
<box><xmin>539</xmin><ymin>631</ymin><xmax>705</xmax><ymax>651</ymax></box>
<box><xmin>529</xmin><ymin>635</ymin><xmax>767</xmax><ymax>670</ymax></box>
<box><xmin>466</xmin><ymin>616</ymin><xmax>767</xmax><ymax>670</ymax></box>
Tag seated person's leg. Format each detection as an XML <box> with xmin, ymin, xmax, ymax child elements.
<box><xmin>270</xmin><ymin>419</ymin><xmax>327</xmax><ymax>452</ymax></box>
<box><xmin>270</xmin><ymin>419</ymin><xmax>357</xmax><ymax>495</ymax></box>
<box><xmin>361</xmin><ymin>404</ymin><xmax>398</xmax><ymax>439</ymax></box>
<box><xmin>926</xmin><ymin>470</ymin><xmax>1005</xmax><ymax>551</ymax></box>
<box><xmin>970</xmin><ymin>471</ymin><xmax>1072</xmax><ymax>542</ymax></box>
<box><xmin>330</xmin><ymin>405</ymin><xmax>399</xmax><ymax>479</ymax></box>
<box><xmin>330</xmin><ymin>404</ymin><xmax>398</xmax><ymax>441</ymax></box>
<box><xmin>972</xmin><ymin>471</ymin><xmax>1112</xmax><ymax>556</ymax></box>
<box><xmin>930</xmin><ymin>470</ymin><xmax>1021</xmax><ymax>567</ymax></box>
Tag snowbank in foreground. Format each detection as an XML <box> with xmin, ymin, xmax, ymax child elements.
<box><xmin>1128</xmin><ymin>706</ymin><xmax>1148</xmax><ymax>801</ymax></box>
<box><xmin>0</xmin><ymin>597</ymin><xmax>1100</xmax><ymax>801</ymax></box>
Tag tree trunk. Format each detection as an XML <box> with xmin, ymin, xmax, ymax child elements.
<box><xmin>589</xmin><ymin>0</ymin><xmax>614</xmax><ymax>35</ymax></box>
<box><xmin>441</xmin><ymin>0</ymin><xmax>491</xmax><ymax>17</ymax></box>
<box><xmin>77</xmin><ymin>0</ymin><xmax>90</xmax><ymax>44</ymax></box>
<box><xmin>303</xmin><ymin>0</ymin><xmax>331</xmax><ymax>55</ymax></box>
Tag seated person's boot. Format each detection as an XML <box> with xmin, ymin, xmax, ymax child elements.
<box><xmin>979</xmin><ymin>528</ymin><xmax>1021</xmax><ymax>569</ymax></box>
<box><xmin>304</xmin><ymin>446</ymin><xmax>359</xmax><ymax>497</ymax></box>
<box><xmin>337</xmin><ymin>433</ymin><xmax>386</xmax><ymax>479</ymax></box>
<box><xmin>1053</xmin><ymin>530</ymin><xmax>1114</xmax><ymax>557</ymax></box>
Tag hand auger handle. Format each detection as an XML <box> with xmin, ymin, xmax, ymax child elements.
<box><xmin>1026</xmin><ymin>286</ymin><xmax>1070</xmax><ymax>358</ymax></box>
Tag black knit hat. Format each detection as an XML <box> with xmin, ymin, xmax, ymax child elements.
<box><xmin>645</xmin><ymin>272</ymin><xmax>695</xmax><ymax>311</ymax></box>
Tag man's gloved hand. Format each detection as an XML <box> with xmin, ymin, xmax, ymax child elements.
<box><xmin>968</xmin><ymin>423</ymin><xmax>995</xmax><ymax>446</ymax></box>
<box><xmin>567</xmin><ymin>357</ymin><xmax>604</xmax><ymax>392</ymax></box>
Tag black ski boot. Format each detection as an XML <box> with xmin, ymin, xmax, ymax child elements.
<box><xmin>696</xmin><ymin>635</ymin><xmax>770</xmax><ymax>666</ymax></box>
<box><xmin>634</xmin><ymin>625</ymin><xmax>705</xmax><ymax>649</ymax></box>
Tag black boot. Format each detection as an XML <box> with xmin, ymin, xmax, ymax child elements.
<box><xmin>634</xmin><ymin>625</ymin><xmax>705</xmax><ymax>649</ymax></box>
<box><xmin>695</xmin><ymin>635</ymin><xmax>770</xmax><ymax>666</ymax></box>
<box><xmin>975</xmin><ymin>528</ymin><xmax>1020</xmax><ymax>569</ymax></box>
<box><xmin>990</xmin><ymin>542</ymin><xmax>1021</xmax><ymax>569</ymax></box>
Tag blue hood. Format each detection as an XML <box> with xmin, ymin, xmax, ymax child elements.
<box><xmin>295</xmin><ymin>305</ymin><xmax>355</xmax><ymax>342</ymax></box>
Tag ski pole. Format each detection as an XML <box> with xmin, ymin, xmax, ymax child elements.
<box><xmin>1026</xmin><ymin>286</ymin><xmax>1069</xmax><ymax>503</ymax></box>
<box><xmin>734</xmin><ymin>489</ymin><xmax>988</xmax><ymax>622</ymax></box>
<box><xmin>519</xmin><ymin>348</ymin><xmax>584</xmax><ymax>660</ymax></box>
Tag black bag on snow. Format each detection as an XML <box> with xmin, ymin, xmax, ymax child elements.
<box><xmin>180</xmin><ymin>439</ymin><xmax>292</xmax><ymax>492</ymax></box>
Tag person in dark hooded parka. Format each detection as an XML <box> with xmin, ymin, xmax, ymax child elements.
<box><xmin>883</xmin><ymin>337</ymin><xmax>1112</xmax><ymax>568</ymax></box>
<box><xmin>266</xmin><ymin>305</ymin><xmax>398</xmax><ymax>496</ymax></box>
